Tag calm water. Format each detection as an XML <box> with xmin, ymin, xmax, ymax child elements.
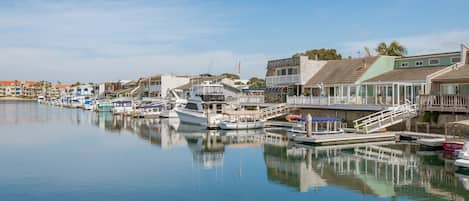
<box><xmin>0</xmin><ymin>102</ymin><xmax>468</xmax><ymax>201</ymax></box>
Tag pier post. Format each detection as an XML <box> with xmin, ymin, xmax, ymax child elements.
<box><xmin>307</xmin><ymin>114</ymin><xmax>312</xmax><ymax>137</ymax></box>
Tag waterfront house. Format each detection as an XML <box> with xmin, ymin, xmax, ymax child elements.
<box><xmin>0</xmin><ymin>80</ymin><xmax>43</xmax><ymax>98</ymax></box>
<box><xmin>111</xmin><ymin>80</ymin><xmax>141</xmax><ymax>98</ymax></box>
<box><xmin>288</xmin><ymin>49</ymin><xmax>465</xmax><ymax>108</ymax></box>
<box><xmin>419</xmin><ymin>46</ymin><xmax>469</xmax><ymax>113</ymax></box>
<box><xmin>265</xmin><ymin>55</ymin><xmax>327</xmax><ymax>103</ymax></box>
<box><xmin>0</xmin><ymin>80</ymin><xmax>21</xmax><ymax>97</ymax></box>
<box><xmin>139</xmin><ymin>74</ymin><xmax>191</xmax><ymax>98</ymax></box>
<box><xmin>287</xmin><ymin>56</ymin><xmax>395</xmax><ymax>109</ymax></box>
<box><xmin>360</xmin><ymin>51</ymin><xmax>461</xmax><ymax>105</ymax></box>
<box><xmin>48</xmin><ymin>84</ymin><xmax>70</xmax><ymax>100</ymax></box>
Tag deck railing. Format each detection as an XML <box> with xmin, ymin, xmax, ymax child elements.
<box><xmin>265</xmin><ymin>75</ymin><xmax>300</xmax><ymax>87</ymax></box>
<box><xmin>419</xmin><ymin>95</ymin><xmax>469</xmax><ymax>113</ymax></box>
<box><xmin>238</xmin><ymin>95</ymin><xmax>264</xmax><ymax>104</ymax></box>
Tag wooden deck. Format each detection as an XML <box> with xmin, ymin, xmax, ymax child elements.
<box><xmin>420</xmin><ymin>95</ymin><xmax>469</xmax><ymax>113</ymax></box>
<box><xmin>293</xmin><ymin>133</ymin><xmax>396</xmax><ymax>145</ymax></box>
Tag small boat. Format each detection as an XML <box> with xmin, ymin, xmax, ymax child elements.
<box><xmin>83</xmin><ymin>99</ymin><xmax>94</xmax><ymax>110</ymax></box>
<box><xmin>112</xmin><ymin>99</ymin><xmax>133</xmax><ymax>115</ymax></box>
<box><xmin>134</xmin><ymin>104</ymin><xmax>162</xmax><ymax>118</ymax></box>
<box><xmin>287</xmin><ymin>116</ymin><xmax>344</xmax><ymax>138</ymax></box>
<box><xmin>219</xmin><ymin>120</ymin><xmax>266</xmax><ymax>130</ymax></box>
<box><xmin>96</xmin><ymin>101</ymin><xmax>113</xmax><ymax>112</ymax></box>
<box><xmin>443</xmin><ymin>141</ymin><xmax>465</xmax><ymax>152</ymax></box>
<box><xmin>455</xmin><ymin>140</ymin><xmax>469</xmax><ymax>169</ymax></box>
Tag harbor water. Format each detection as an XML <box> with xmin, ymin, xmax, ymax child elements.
<box><xmin>0</xmin><ymin>102</ymin><xmax>468</xmax><ymax>201</ymax></box>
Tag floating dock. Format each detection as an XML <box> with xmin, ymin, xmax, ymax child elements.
<box><xmin>293</xmin><ymin>133</ymin><xmax>396</xmax><ymax>145</ymax></box>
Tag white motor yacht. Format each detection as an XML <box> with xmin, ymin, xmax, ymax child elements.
<box><xmin>175</xmin><ymin>81</ymin><xmax>225</xmax><ymax>128</ymax></box>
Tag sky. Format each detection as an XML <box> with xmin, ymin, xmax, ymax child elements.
<box><xmin>1</xmin><ymin>0</ymin><xmax>469</xmax><ymax>83</ymax></box>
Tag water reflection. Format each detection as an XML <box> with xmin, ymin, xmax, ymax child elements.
<box><xmin>2</xmin><ymin>102</ymin><xmax>469</xmax><ymax>201</ymax></box>
<box><xmin>90</xmin><ymin>112</ymin><xmax>469</xmax><ymax>200</ymax></box>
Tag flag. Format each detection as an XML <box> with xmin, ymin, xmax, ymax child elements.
<box><xmin>237</xmin><ymin>61</ymin><xmax>241</xmax><ymax>75</ymax></box>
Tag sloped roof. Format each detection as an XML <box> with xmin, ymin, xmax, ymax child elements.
<box><xmin>432</xmin><ymin>64</ymin><xmax>469</xmax><ymax>83</ymax></box>
<box><xmin>306</xmin><ymin>56</ymin><xmax>379</xmax><ymax>85</ymax></box>
<box><xmin>0</xmin><ymin>81</ymin><xmax>18</xmax><ymax>86</ymax></box>
<box><xmin>365</xmin><ymin>66</ymin><xmax>447</xmax><ymax>82</ymax></box>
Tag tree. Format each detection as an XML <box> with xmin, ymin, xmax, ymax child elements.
<box><xmin>247</xmin><ymin>77</ymin><xmax>265</xmax><ymax>89</ymax></box>
<box><xmin>293</xmin><ymin>48</ymin><xmax>342</xmax><ymax>60</ymax></box>
<box><xmin>364</xmin><ymin>46</ymin><xmax>372</xmax><ymax>57</ymax></box>
<box><xmin>71</xmin><ymin>81</ymin><xmax>81</xmax><ymax>87</ymax></box>
<box><xmin>375</xmin><ymin>41</ymin><xmax>407</xmax><ymax>56</ymax></box>
<box><xmin>220</xmin><ymin>73</ymin><xmax>240</xmax><ymax>80</ymax></box>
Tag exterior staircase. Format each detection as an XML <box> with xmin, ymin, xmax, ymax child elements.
<box><xmin>259</xmin><ymin>103</ymin><xmax>290</xmax><ymax>120</ymax></box>
<box><xmin>354</xmin><ymin>102</ymin><xmax>418</xmax><ymax>134</ymax></box>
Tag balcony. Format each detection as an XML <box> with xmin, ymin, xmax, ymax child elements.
<box><xmin>420</xmin><ymin>95</ymin><xmax>469</xmax><ymax>113</ymax></box>
<box><xmin>145</xmin><ymin>85</ymin><xmax>161</xmax><ymax>92</ymax></box>
<box><xmin>266</xmin><ymin>74</ymin><xmax>300</xmax><ymax>87</ymax></box>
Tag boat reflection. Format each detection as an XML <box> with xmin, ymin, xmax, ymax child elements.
<box><xmin>90</xmin><ymin>113</ymin><xmax>469</xmax><ymax>200</ymax></box>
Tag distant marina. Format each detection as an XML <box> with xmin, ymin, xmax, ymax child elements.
<box><xmin>1</xmin><ymin>45</ymin><xmax>469</xmax><ymax>200</ymax></box>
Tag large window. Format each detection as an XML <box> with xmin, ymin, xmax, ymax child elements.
<box><xmin>451</xmin><ymin>57</ymin><xmax>461</xmax><ymax>64</ymax></box>
<box><xmin>440</xmin><ymin>84</ymin><xmax>469</xmax><ymax>95</ymax></box>
<box><xmin>276</xmin><ymin>69</ymin><xmax>287</xmax><ymax>76</ymax></box>
<box><xmin>287</xmin><ymin>68</ymin><xmax>298</xmax><ymax>75</ymax></box>
<box><xmin>429</xmin><ymin>58</ymin><xmax>440</xmax><ymax>65</ymax></box>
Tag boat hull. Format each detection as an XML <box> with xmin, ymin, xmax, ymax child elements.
<box><xmin>219</xmin><ymin>121</ymin><xmax>265</xmax><ymax>130</ymax></box>
<box><xmin>175</xmin><ymin>109</ymin><xmax>208</xmax><ymax>127</ymax></box>
<box><xmin>160</xmin><ymin>110</ymin><xmax>178</xmax><ymax>118</ymax></box>
<box><xmin>443</xmin><ymin>141</ymin><xmax>465</xmax><ymax>151</ymax></box>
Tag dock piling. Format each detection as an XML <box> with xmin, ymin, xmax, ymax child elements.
<box><xmin>307</xmin><ymin>114</ymin><xmax>312</xmax><ymax>137</ymax></box>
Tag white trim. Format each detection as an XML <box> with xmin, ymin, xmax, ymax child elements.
<box><xmin>415</xmin><ymin>60</ymin><xmax>424</xmax><ymax>67</ymax></box>
<box><xmin>428</xmin><ymin>58</ymin><xmax>440</xmax><ymax>65</ymax></box>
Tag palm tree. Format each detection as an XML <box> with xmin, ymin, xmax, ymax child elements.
<box><xmin>375</xmin><ymin>41</ymin><xmax>407</xmax><ymax>56</ymax></box>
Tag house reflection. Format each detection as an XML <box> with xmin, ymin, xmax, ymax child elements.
<box><xmin>264</xmin><ymin>142</ymin><xmax>469</xmax><ymax>200</ymax></box>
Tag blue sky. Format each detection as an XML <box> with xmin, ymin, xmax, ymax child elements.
<box><xmin>1</xmin><ymin>0</ymin><xmax>469</xmax><ymax>83</ymax></box>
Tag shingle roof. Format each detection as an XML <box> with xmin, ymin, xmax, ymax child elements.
<box><xmin>432</xmin><ymin>64</ymin><xmax>469</xmax><ymax>83</ymax></box>
<box><xmin>305</xmin><ymin>56</ymin><xmax>379</xmax><ymax>85</ymax></box>
<box><xmin>364</xmin><ymin>66</ymin><xmax>447</xmax><ymax>83</ymax></box>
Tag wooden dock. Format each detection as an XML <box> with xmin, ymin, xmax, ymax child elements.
<box><xmin>292</xmin><ymin>133</ymin><xmax>396</xmax><ymax>145</ymax></box>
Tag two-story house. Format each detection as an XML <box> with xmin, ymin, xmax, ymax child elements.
<box><xmin>265</xmin><ymin>56</ymin><xmax>327</xmax><ymax>103</ymax></box>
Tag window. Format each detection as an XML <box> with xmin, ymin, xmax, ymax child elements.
<box><xmin>287</xmin><ymin>68</ymin><xmax>298</xmax><ymax>75</ymax></box>
<box><xmin>185</xmin><ymin>103</ymin><xmax>198</xmax><ymax>110</ymax></box>
<box><xmin>415</xmin><ymin>61</ymin><xmax>423</xmax><ymax>66</ymax></box>
<box><xmin>400</xmin><ymin>62</ymin><xmax>409</xmax><ymax>68</ymax></box>
<box><xmin>276</xmin><ymin>69</ymin><xmax>286</xmax><ymax>76</ymax></box>
<box><xmin>451</xmin><ymin>57</ymin><xmax>461</xmax><ymax>64</ymax></box>
<box><xmin>429</xmin><ymin>58</ymin><xmax>440</xmax><ymax>65</ymax></box>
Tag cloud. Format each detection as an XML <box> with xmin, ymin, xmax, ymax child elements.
<box><xmin>0</xmin><ymin>47</ymin><xmax>269</xmax><ymax>82</ymax></box>
<box><xmin>0</xmin><ymin>0</ymin><xmax>268</xmax><ymax>82</ymax></box>
<box><xmin>342</xmin><ymin>30</ymin><xmax>469</xmax><ymax>56</ymax></box>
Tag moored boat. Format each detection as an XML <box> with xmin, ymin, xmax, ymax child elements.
<box><xmin>455</xmin><ymin>140</ymin><xmax>469</xmax><ymax>169</ymax></box>
<box><xmin>219</xmin><ymin>120</ymin><xmax>265</xmax><ymax>130</ymax></box>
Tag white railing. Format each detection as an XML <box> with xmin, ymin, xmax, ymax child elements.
<box><xmin>238</xmin><ymin>95</ymin><xmax>264</xmax><ymax>104</ymax></box>
<box><xmin>260</xmin><ymin>103</ymin><xmax>290</xmax><ymax>120</ymax></box>
<box><xmin>354</xmin><ymin>103</ymin><xmax>418</xmax><ymax>134</ymax></box>
<box><xmin>287</xmin><ymin>96</ymin><xmax>366</xmax><ymax>105</ymax></box>
<box><xmin>266</xmin><ymin>74</ymin><xmax>300</xmax><ymax>86</ymax></box>
<box><xmin>420</xmin><ymin>95</ymin><xmax>469</xmax><ymax>112</ymax></box>
<box><xmin>287</xmin><ymin>95</ymin><xmax>409</xmax><ymax>106</ymax></box>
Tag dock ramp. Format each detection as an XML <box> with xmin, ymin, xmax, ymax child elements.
<box><xmin>354</xmin><ymin>103</ymin><xmax>418</xmax><ymax>134</ymax></box>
